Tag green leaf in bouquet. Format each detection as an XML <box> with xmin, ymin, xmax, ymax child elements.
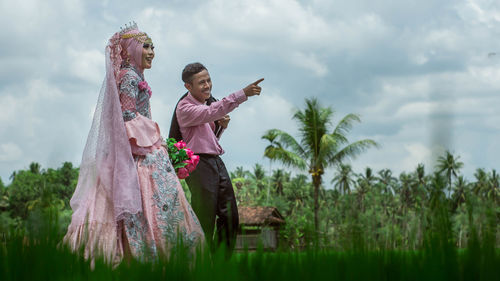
<box><xmin>171</xmin><ymin>154</ymin><xmax>181</xmax><ymax>163</ymax></box>
<box><xmin>178</xmin><ymin>150</ymin><xmax>188</xmax><ymax>160</ymax></box>
<box><xmin>174</xmin><ymin>162</ymin><xmax>187</xmax><ymax>169</ymax></box>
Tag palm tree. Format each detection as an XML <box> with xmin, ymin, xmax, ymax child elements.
<box><xmin>288</xmin><ymin>174</ymin><xmax>310</xmax><ymax>208</ymax></box>
<box><xmin>332</xmin><ymin>164</ymin><xmax>356</xmax><ymax>195</ymax></box>
<box><xmin>271</xmin><ymin>169</ymin><xmax>290</xmax><ymax>196</ymax></box>
<box><xmin>398</xmin><ymin>172</ymin><xmax>415</xmax><ymax>211</ymax></box>
<box><xmin>358</xmin><ymin>167</ymin><xmax>376</xmax><ymax>187</ymax></box>
<box><xmin>262</xmin><ymin>130</ymin><xmax>281</xmax><ymax>204</ymax></box>
<box><xmin>414</xmin><ymin>164</ymin><xmax>427</xmax><ymax>186</ymax></box>
<box><xmin>9</xmin><ymin>171</ymin><xmax>17</xmax><ymax>181</ymax></box>
<box><xmin>472</xmin><ymin>168</ymin><xmax>488</xmax><ymax>198</ymax></box>
<box><xmin>452</xmin><ymin>176</ymin><xmax>469</xmax><ymax>211</ymax></box>
<box><xmin>29</xmin><ymin>162</ymin><xmax>42</xmax><ymax>174</ymax></box>
<box><xmin>262</xmin><ymin>98</ymin><xmax>378</xmax><ymax>233</ymax></box>
<box><xmin>488</xmin><ymin>169</ymin><xmax>499</xmax><ymax>203</ymax></box>
<box><xmin>251</xmin><ymin>164</ymin><xmax>266</xmax><ymax>181</ymax></box>
<box><xmin>413</xmin><ymin>163</ymin><xmax>429</xmax><ymax>204</ymax></box>
<box><xmin>377</xmin><ymin>168</ymin><xmax>397</xmax><ymax>194</ymax></box>
<box><xmin>230</xmin><ymin>166</ymin><xmax>249</xmax><ymax>179</ymax></box>
<box><xmin>436</xmin><ymin>150</ymin><xmax>464</xmax><ymax>195</ymax></box>
<box><xmin>250</xmin><ymin>163</ymin><xmax>266</xmax><ymax>191</ymax></box>
<box><xmin>355</xmin><ymin>167</ymin><xmax>375</xmax><ymax>211</ymax></box>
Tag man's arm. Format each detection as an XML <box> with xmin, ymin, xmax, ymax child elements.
<box><xmin>177</xmin><ymin>78</ymin><xmax>265</xmax><ymax>127</ymax></box>
<box><xmin>177</xmin><ymin>90</ymin><xmax>246</xmax><ymax>127</ymax></box>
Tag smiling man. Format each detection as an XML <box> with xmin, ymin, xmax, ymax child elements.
<box><xmin>169</xmin><ymin>62</ymin><xmax>263</xmax><ymax>253</ymax></box>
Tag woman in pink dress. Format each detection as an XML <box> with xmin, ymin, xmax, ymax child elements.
<box><xmin>64</xmin><ymin>23</ymin><xmax>204</xmax><ymax>264</ymax></box>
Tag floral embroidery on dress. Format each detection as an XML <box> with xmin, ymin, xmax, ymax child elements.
<box><xmin>122</xmin><ymin>110</ymin><xmax>137</xmax><ymax>121</ymax></box>
<box><xmin>123</xmin><ymin>212</ymin><xmax>158</xmax><ymax>258</ymax></box>
<box><xmin>140</xmin><ymin>149</ymin><xmax>201</xmax><ymax>248</ymax></box>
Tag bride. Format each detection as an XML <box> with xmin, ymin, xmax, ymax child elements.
<box><xmin>63</xmin><ymin>23</ymin><xmax>204</xmax><ymax>264</ymax></box>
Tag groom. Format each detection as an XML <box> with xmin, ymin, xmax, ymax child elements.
<box><xmin>169</xmin><ymin>62</ymin><xmax>263</xmax><ymax>252</ymax></box>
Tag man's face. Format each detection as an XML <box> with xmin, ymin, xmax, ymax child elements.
<box><xmin>186</xmin><ymin>69</ymin><xmax>212</xmax><ymax>103</ymax></box>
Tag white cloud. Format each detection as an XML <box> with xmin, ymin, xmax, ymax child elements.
<box><xmin>0</xmin><ymin>79</ymin><xmax>63</xmax><ymax>136</ymax></box>
<box><xmin>456</xmin><ymin>0</ymin><xmax>500</xmax><ymax>27</ymax></box>
<box><xmin>67</xmin><ymin>48</ymin><xmax>104</xmax><ymax>84</ymax></box>
<box><xmin>422</xmin><ymin>28</ymin><xmax>461</xmax><ymax>52</ymax></box>
<box><xmin>412</xmin><ymin>54</ymin><xmax>429</xmax><ymax>65</ymax></box>
<box><xmin>402</xmin><ymin>143</ymin><xmax>432</xmax><ymax>171</ymax></box>
<box><xmin>395</xmin><ymin>101</ymin><xmax>435</xmax><ymax>118</ymax></box>
<box><xmin>291</xmin><ymin>52</ymin><xmax>328</xmax><ymax>77</ymax></box>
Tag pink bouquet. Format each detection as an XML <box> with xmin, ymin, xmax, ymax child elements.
<box><xmin>166</xmin><ymin>138</ymin><xmax>199</xmax><ymax>179</ymax></box>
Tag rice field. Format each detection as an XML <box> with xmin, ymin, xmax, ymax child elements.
<box><xmin>1</xmin><ymin>211</ymin><xmax>498</xmax><ymax>281</ymax></box>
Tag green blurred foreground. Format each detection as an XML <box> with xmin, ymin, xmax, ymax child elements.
<box><xmin>1</xmin><ymin>204</ymin><xmax>498</xmax><ymax>281</ymax></box>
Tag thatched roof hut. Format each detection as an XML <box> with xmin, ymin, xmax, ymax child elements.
<box><xmin>236</xmin><ymin>206</ymin><xmax>285</xmax><ymax>251</ymax></box>
<box><xmin>238</xmin><ymin>206</ymin><xmax>285</xmax><ymax>227</ymax></box>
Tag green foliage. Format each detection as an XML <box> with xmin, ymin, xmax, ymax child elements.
<box><xmin>7</xmin><ymin>169</ymin><xmax>45</xmax><ymax>219</ymax></box>
<box><xmin>1</xmin><ymin>162</ymin><xmax>78</xmax><ymax>233</ymax></box>
<box><xmin>233</xmin><ymin>154</ymin><xmax>499</xmax><ymax>251</ymax></box>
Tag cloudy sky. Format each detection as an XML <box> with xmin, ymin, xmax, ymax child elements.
<box><xmin>1</xmin><ymin>0</ymin><xmax>499</xmax><ymax>185</ymax></box>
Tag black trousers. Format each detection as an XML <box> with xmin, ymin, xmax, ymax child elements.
<box><xmin>185</xmin><ymin>154</ymin><xmax>239</xmax><ymax>251</ymax></box>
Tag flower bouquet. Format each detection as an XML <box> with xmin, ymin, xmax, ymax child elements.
<box><xmin>165</xmin><ymin>138</ymin><xmax>199</xmax><ymax>179</ymax></box>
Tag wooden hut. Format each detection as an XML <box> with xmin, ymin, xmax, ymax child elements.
<box><xmin>236</xmin><ymin>206</ymin><xmax>285</xmax><ymax>251</ymax></box>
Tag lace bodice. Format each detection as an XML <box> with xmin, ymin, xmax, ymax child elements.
<box><xmin>119</xmin><ymin>66</ymin><xmax>152</xmax><ymax>121</ymax></box>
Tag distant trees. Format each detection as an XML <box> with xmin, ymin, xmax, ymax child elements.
<box><xmin>0</xmin><ymin>162</ymin><xmax>78</xmax><ymax>232</ymax></box>
<box><xmin>232</xmin><ymin>155</ymin><xmax>499</xmax><ymax>250</ymax></box>
<box><xmin>0</xmin><ymin>155</ymin><xmax>497</xmax><ymax>250</ymax></box>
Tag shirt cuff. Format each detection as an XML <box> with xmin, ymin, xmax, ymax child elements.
<box><xmin>233</xmin><ymin>89</ymin><xmax>248</xmax><ymax>104</ymax></box>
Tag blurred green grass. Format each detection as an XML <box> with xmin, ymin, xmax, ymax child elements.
<box><xmin>1</xmin><ymin>214</ymin><xmax>498</xmax><ymax>281</ymax></box>
<box><xmin>1</xmin><ymin>177</ymin><xmax>499</xmax><ymax>281</ymax></box>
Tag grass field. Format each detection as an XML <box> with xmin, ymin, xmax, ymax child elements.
<box><xmin>1</xmin><ymin>213</ymin><xmax>498</xmax><ymax>281</ymax></box>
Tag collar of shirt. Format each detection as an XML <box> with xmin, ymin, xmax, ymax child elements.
<box><xmin>187</xmin><ymin>92</ymin><xmax>206</xmax><ymax>105</ymax></box>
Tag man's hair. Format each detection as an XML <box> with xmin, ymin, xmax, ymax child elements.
<box><xmin>182</xmin><ymin>62</ymin><xmax>207</xmax><ymax>83</ymax></box>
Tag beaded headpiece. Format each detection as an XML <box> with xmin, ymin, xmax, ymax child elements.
<box><xmin>119</xmin><ymin>21</ymin><xmax>152</xmax><ymax>44</ymax></box>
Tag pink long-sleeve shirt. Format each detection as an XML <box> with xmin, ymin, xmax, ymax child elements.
<box><xmin>176</xmin><ymin>89</ymin><xmax>247</xmax><ymax>155</ymax></box>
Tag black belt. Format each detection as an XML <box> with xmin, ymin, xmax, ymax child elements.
<box><xmin>197</xmin><ymin>153</ymin><xmax>219</xmax><ymax>158</ymax></box>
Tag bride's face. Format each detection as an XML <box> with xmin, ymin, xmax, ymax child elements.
<box><xmin>142</xmin><ymin>43</ymin><xmax>155</xmax><ymax>69</ymax></box>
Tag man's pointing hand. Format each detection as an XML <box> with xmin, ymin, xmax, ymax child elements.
<box><xmin>243</xmin><ymin>78</ymin><xmax>264</xmax><ymax>97</ymax></box>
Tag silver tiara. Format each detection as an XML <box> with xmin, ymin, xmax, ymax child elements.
<box><xmin>119</xmin><ymin>21</ymin><xmax>138</xmax><ymax>35</ymax></box>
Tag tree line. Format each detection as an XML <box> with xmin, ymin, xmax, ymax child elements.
<box><xmin>0</xmin><ymin>98</ymin><xmax>498</xmax><ymax>250</ymax></box>
<box><xmin>231</xmin><ymin>159</ymin><xmax>498</xmax><ymax>249</ymax></box>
